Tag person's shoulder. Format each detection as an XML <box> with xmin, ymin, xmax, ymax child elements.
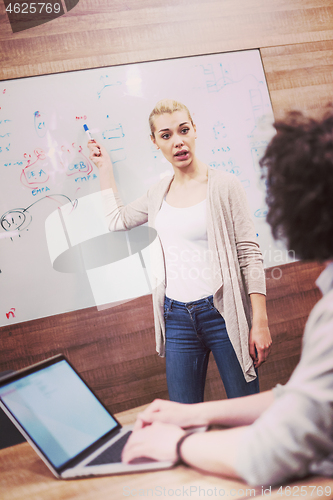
<box><xmin>209</xmin><ymin>167</ymin><xmax>231</xmax><ymax>180</ymax></box>
<box><xmin>147</xmin><ymin>174</ymin><xmax>173</xmax><ymax>196</ymax></box>
<box><xmin>209</xmin><ymin>167</ymin><xmax>240</xmax><ymax>185</ymax></box>
<box><xmin>209</xmin><ymin>168</ymin><xmax>244</xmax><ymax>197</ymax></box>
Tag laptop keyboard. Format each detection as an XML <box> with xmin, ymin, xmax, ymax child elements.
<box><xmin>87</xmin><ymin>430</ymin><xmax>132</xmax><ymax>465</ymax></box>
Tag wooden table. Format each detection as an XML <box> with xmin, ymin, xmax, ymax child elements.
<box><xmin>1</xmin><ymin>405</ymin><xmax>333</xmax><ymax>500</ymax></box>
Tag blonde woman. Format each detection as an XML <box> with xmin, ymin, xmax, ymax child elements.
<box><xmin>122</xmin><ymin>108</ymin><xmax>333</xmax><ymax>487</ymax></box>
<box><xmin>88</xmin><ymin>99</ymin><xmax>271</xmax><ymax>404</ymax></box>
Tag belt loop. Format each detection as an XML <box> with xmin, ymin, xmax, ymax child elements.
<box><xmin>165</xmin><ymin>297</ymin><xmax>173</xmax><ymax>312</ymax></box>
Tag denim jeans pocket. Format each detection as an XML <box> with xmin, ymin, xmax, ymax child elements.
<box><xmin>205</xmin><ymin>296</ymin><xmax>222</xmax><ymax>317</ymax></box>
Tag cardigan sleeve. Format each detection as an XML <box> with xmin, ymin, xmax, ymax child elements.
<box><xmin>236</xmin><ymin>392</ymin><xmax>333</xmax><ymax>485</ymax></box>
<box><xmin>228</xmin><ymin>175</ymin><xmax>266</xmax><ymax>295</ymax></box>
<box><xmin>101</xmin><ymin>188</ymin><xmax>149</xmax><ymax>231</ymax></box>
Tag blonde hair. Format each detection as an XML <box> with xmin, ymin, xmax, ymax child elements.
<box><xmin>149</xmin><ymin>99</ymin><xmax>194</xmax><ymax>137</ymax></box>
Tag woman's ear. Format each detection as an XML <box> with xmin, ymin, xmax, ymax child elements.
<box><xmin>193</xmin><ymin>123</ymin><xmax>197</xmax><ymax>139</ymax></box>
<box><xmin>151</xmin><ymin>134</ymin><xmax>159</xmax><ymax>150</ymax></box>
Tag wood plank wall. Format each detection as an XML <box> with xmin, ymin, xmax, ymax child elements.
<box><xmin>0</xmin><ymin>0</ymin><xmax>332</xmax><ymax>413</ymax></box>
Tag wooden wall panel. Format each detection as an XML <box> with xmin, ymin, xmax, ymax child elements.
<box><xmin>0</xmin><ymin>1</ymin><xmax>333</xmax><ymax>80</ymax></box>
<box><xmin>262</xmin><ymin>40</ymin><xmax>333</xmax><ymax>118</ymax></box>
<box><xmin>0</xmin><ymin>261</ymin><xmax>324</xmax><ymax>413</ymax></box>
<box><xmin>0</xmin><ymin>295</ymin><xmax>168</xmax><ymax>413</ymax></box>
<box><xmin>206</xmin><ymin>261</ymin><xmax>325</xmax><ymax>400</ymax></box>
<box><xmin>257</xmin><ymin>261</ymin><xmax>325</xmax><ymax>389</ymax></box>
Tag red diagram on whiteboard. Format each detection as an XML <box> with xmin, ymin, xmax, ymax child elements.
<box><xmin>20</xmin><ymin>149</ymin><xmax>49</xmax><ymax>189</ymax></box>
<box><xmin>61</xmin><ymin>143</ymin><xmax>94</xmax><ymax>177</ymax></box>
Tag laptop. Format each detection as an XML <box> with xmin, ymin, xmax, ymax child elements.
<box><xmin>0</xmin><ymin>354</ymin><xmax>176</xmax><ymax>478</ymax></box>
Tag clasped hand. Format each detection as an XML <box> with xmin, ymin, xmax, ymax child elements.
<box><xmin>121</xmin><ymin>399</ymin><xmax>203</xmax><ymax>464</ymax></box>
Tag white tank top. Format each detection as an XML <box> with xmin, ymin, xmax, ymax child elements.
<box><xmin>155</xmin><ymin>199</ymin><xmax>213</xmax><ymax>302</ymax></box>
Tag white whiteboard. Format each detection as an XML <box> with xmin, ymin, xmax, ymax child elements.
<box><xmin>0</xmin><ymin>50</ymin><xmax>292</xmax><ymax>327</ymax></box>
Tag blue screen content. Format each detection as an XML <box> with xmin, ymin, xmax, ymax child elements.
<box><xmin>0</xmin><ymin>360</ymin><xmax>118</xmax><ymax>468</ymax></box>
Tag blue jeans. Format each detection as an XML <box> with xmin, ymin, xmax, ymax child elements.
<box><xmin>164</xmin><ymin>295</ymin><xmax>259</xmax><ymax>403</ymax></box>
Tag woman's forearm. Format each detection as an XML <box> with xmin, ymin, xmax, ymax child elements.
<box><xmin>98</xmin><ymin>163</ymin><xmax>118</xmax><ymax>193</ymax></box>
<box><xmin>199</xmin><ymin>390</ymin><xmax>274</xmax><ymax>427</ymax></box>
<box><xmin>88</xmin><ymin>140</ymin><xmax>118</xmax><ymax>193</ymax></box>
<box><xmin>179</xmin><ymin>426</ymin><xmax>247</xmax><ymax>479</ymax></box>
<box><xmin>249</xmin><ymin>293</ymin><xmax>272</xmax><ymax>366</ymax></box>
<box><xmin>134</xmin><ymin>391</ymin><xmax>275</xmax><ymax>431</ymax></box>
<box><xmin>250</xmin><ymin>293</ymin><xmax>269</xmax><ymax>326</ymax></box>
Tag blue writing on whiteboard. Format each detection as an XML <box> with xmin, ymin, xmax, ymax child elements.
<box><xmin>254</xmin><ymin>208</ymin><xmax>268</xmax><ymax>218</ymax></box>
<box><xmin>110</xmin><ymin>148</ymin><xmax>126</xmax><ymax>163</ymax></box>
<box><xmin>34</xmin><ymin>111</ymin><xmax>47</xmax><ymax>138</ymax></box>
<box><xmin>102</xmin><ymin>124</ymin><xmax>124</xmax><ymax>140</ymax></box>
<box><xmin>199</xmin><ymin>62</ymin><xmax>233</xmax><ymax>93</ymax></box>
<box><xmin>75</xmin><ymin>174</ymin><xmax>97</xmax><ymax>182</ymax></box>
<box><xmin>4</xmin><ymin>161</ymin><xmax>23</xmax><ymax>167</ymax></box>
<box><xmin>213</xmin><ymin>122</ymin><xmax>227</xmax><ymax>140</ymax></box>
<box><xmin>0</xmin><ymin>117</ymin><xmax>12</xmax><ymax>153</ymax></box>
<box><xmin>212</xmin><ymin>146</ymin><xmax>231</xmax><ymax>154</ymax></box>
<box><xmin>32</xmin><ymin>186</ymin><xmax>51</xmax><ymax>196</ymax></box>
<box><xmin>97</xmin><ymin>76</ymin><xmax>122</xmax><ymax>99</ymax></box>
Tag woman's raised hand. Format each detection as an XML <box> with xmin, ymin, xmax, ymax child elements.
<box><xmin>87</xmin><ymin>140</ymin><xmax>112</xmax><ymax>170</ymax></box>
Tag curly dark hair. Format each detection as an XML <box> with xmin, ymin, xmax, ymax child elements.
<box><xmin>260</xmin><ymin>107</ymin><xmax>333</xmax><ymax>261</ymax></box>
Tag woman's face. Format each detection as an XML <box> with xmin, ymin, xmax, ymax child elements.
<box><xmin>151</xmin><ymin>110</ymin><xmax>197</xmax><ymax>168</ymax></box>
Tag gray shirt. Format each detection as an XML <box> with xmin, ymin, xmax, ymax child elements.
<box><xmin>236</xmin><ymin>262</ymin><xmax>333</xmax><ymax>485</ymax></box>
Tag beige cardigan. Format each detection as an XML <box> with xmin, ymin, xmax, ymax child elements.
<box><xmin>102</xmin><ymin>167</ymin><xmax>266</xmax><ymax>382</ymax></box>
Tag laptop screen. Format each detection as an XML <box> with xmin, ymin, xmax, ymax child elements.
<box><xmin>0</xmin><ymin>359</ymin><xmax>118</xmax><ymax>468</ymax></box>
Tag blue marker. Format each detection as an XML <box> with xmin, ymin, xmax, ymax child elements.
<box><xmin>83</xmin><ymin>123</ymin><xmax>94</xmax><ymax>142</ymax></box>
<box><xmin>84</xmin><ymin>124</ymin><xmax>101</xmax><ymax>156</ymax></box>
